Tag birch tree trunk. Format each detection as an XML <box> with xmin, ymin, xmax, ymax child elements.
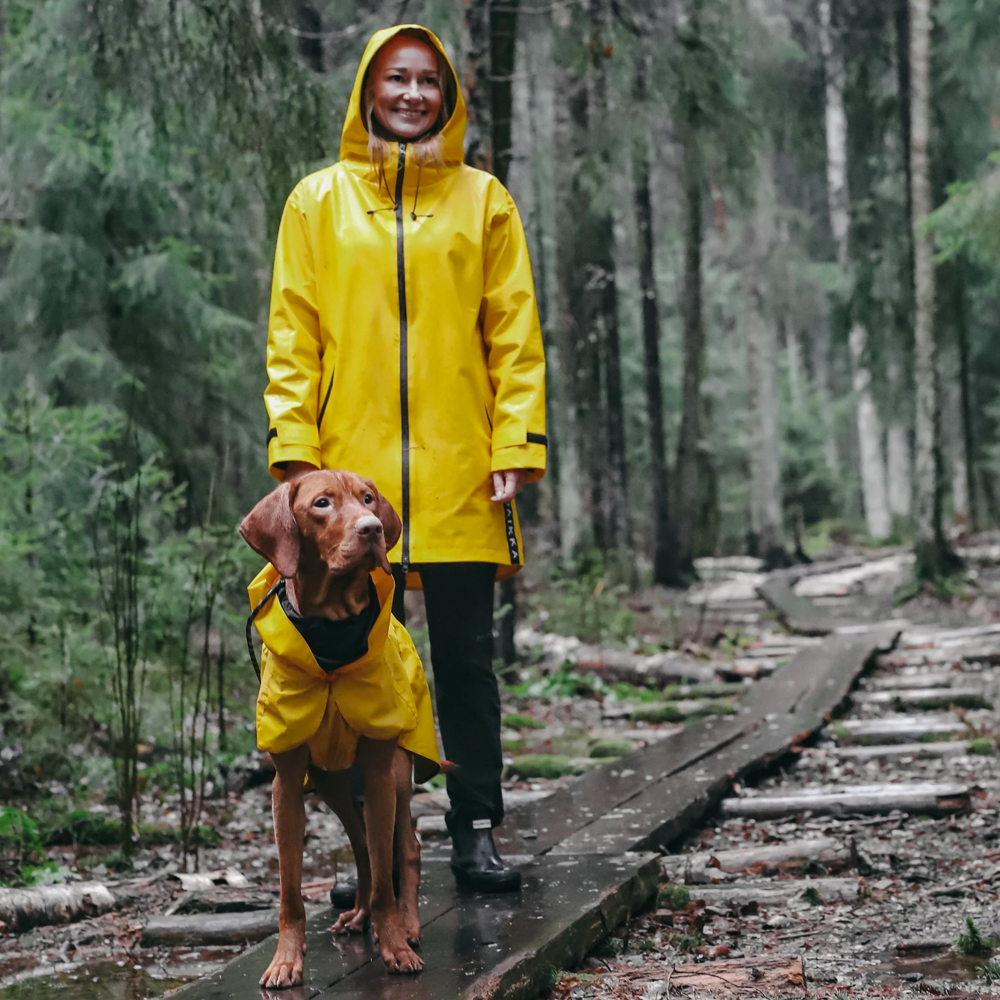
<box><xmin>909</xmin><ymin>0</ymin><xmax>958</xmax><ymax>577</ymax></box>
<box><xmin>818</xmin><ymin>0</ymin><xmax>891</xmax><ymax>541</ymax></box>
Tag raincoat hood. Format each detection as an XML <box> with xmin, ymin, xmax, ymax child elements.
<box><xmin>340</xmin><ymin>25</ymin><xmax>466</xmax><ymax>166</ymax></box>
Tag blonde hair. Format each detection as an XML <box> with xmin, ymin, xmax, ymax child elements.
<box><xmin>362</xmin><ymin>29</ymin><xmax>456</xmax><ymax>195</ymax></box>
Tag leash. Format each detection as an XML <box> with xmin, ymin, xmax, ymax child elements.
<box><xmin>245</xmin><ymin>579</ymin><xmax>283</xmax><ymax>682</ymax></box>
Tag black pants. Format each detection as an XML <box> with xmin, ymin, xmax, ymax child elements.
<box><xmin>391</xmin><ymin>562</ymin><xmax>503</xmax><ymax>829</ymax></box>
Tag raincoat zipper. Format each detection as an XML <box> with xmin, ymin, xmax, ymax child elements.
<box><xmin>395</xmin><ymin>143</ymin><xmax>411</xmax><ymax>572</ymax></box>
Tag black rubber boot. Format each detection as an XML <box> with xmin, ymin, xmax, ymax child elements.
<box><xmin>449</xmin><ymin>821</ymin><xmax>521</xmax><ymax>891</ymax></box>
<box><xmin>329</xmin><ymin>863</ymin><xmax>400</xmax><ymax>909</ymax></box>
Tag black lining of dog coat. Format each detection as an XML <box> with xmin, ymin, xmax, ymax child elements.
<box><xmin>277</xmin><ymin>578</ymin><xmax>381</xmax><ymax>672</ymax></box>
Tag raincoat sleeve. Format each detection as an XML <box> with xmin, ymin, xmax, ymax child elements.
<box><xmin>264</xmin><ymin>185</ymin><xmax>325</xmax><ymax>479</ymax></box>
<box><xmin>481</xmin><ymin>185</ymin><xmax>547</xmax><ymax>482</ymax></box>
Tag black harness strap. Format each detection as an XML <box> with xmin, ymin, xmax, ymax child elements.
<box><xmin>245</xmin><ymin>579</ymin><xmax>283</xmax><ymax>682</ymax></box>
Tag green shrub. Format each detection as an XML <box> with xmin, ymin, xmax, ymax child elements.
<box><xmin>42</xmin><ymin>811</ymin><xmax>120</xmax><ymax>846</ymax></box>
<box><xmin>969</xmin><ymin>738</ymin><xmax>995</xmax><ymax>755</ymax></box>
<box><xmin>957</xmin><ymin>916</ymin><xmax>996</xmax><ymax>957</ymax></box>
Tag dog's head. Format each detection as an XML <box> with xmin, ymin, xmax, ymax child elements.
<box><xmin>239</xmin><ymin>470</ymin><xmax>402</xmax><ymax>580</ymax></box>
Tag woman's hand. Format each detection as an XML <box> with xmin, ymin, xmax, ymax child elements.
<box><xmin>490</xmin><ymin>469</ymin><xmax>529</xmax><ymax>503</ymax></box>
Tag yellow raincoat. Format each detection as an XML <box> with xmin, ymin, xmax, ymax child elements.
<box><xmin>250</xmin><ymin>564</ymin><xmax>440</xmax><ymax>783</ymax></box>
<box><xmin>264</xmin><ymin>25</ymin><xmax>546</xmax><ymax>579</ymax></box>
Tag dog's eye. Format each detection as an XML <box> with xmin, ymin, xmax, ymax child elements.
<box><xmin>313</xmin><ymin>497</ymin><xmax>331</xmax><ymax>509</ymax></box>
<box><xmin>363</xmin><ymin>493</ymin><xmax>374</xmax><ymax>505</ymax></box>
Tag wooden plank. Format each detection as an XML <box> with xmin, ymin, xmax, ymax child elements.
<box><xmin>832</xmin><ymin>715</ymin><xmax>966</xmax><ymax>744</ymax></box>
<box><xmin>868</xmin><ymin>670</ymin><xmax>958</xmax><ymax>689</ymax></box>
<box><xmin>853</xmin><ymin>687</ymin><xmax>990</xmax><ymax>709</ymax></box>
<box><xmin>832</xmin><ymin>741</ymin><xmax>975</xmax><ymax>760</ymax></box>
<box><xmin>685</xmin><ymin>877</ymin><xmax>862</xmax><ymax>905</ymax></box>
<box><xmin>756</xmin><ymin>572</ymin><xmax>838</xmax><ymax>636</ymax></box>
<box><xmin>720</xmin><ymin>782</ymin><xmax>970</xmax><ymax>818</ymax></box>
<box><xmin>544</xmin><ymin>630</ymin><xmax>897</xmax><ymax>856</ymax></box>
<box><xmin>662</xmin><ymin>956</ymin><xmax>806</xmax><ymax>995</ymax></box>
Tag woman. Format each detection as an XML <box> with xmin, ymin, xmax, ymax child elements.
<box><xmin>265</xmin><ymin>24</ymin><xmax>546</xmax><ymax>890</ymax></box>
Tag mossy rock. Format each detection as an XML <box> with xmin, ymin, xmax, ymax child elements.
<box><xmin>503</xmin><ymin>713</ymin><xmax>546</xmax><ymax>730</ymax></box>
<box><xmin>508</xmin><ymin>755</ymin><xmax>578</xmax><ymax>780</ymax></box>
<box><xmin>657</xmin><ymin>883</ymin><xmax>690</xmax><ymax>910</ymax></box>
<box><xmin>969</xmin><ymin>737</ymin><xmax>995</xmax><ymax>755</ymax></box>
<box><xmin>589</xmin><ymin>739</ymin><xmax>634</xmax><ymax>759</ymax></box>
<box><xmin>501</xmin><ymin>737</ymin><xmax>526</xmax><ymax>752</ymax></box>
<box><xmin>631</xmin><ymin>703</ymin><xmax>683</xmax><ymax>723</ymax></box>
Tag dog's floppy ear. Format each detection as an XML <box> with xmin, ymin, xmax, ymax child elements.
<box><xmin>372</xmin><ymin>485</ymin><xmax>402</xmax><ymax>552</ymax></box>
<box><xmin>239</xmin><ymin>481</ymin><xmax>301</xmax><ymax>578</ymax></box>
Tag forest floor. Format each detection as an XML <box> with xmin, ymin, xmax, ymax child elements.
<box><xmin>2</xmin><ymin>537</ymin><xmax>1000</xmax><ymax>997</ymax></box>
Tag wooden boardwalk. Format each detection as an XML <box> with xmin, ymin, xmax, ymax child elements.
<box><xmin>177</xmin><ymin>599</ymin><xmax>895</xmax><ymax>999</ymax></box>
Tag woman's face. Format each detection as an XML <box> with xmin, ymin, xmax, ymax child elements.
<box><xmin>369</xmin><ymin>36</ymin><xmax>444</xmax><ymax>141</ymax></box>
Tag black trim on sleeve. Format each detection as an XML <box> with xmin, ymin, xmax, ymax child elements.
<box><xmin>267</xmin><ymin>428</ymin><xmax>277</xmax><ymax>443</ymax></box>
<box><xmin>526</xmin><ymin>432</ymin><xmax>547</xmax><ymax>446</ymax></box>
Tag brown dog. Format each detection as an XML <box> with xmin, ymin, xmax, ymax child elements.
<box><xmin>240</xmin><ymin>470</ymin><xmax>429</xmax><ymax>987</ymax></box>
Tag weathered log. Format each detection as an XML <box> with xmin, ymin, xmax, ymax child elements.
<box><xmin>141</xmin><ymin>908</ymin><xmax>280</xmax><ymax>946</ymax></box>
<box><xmin>172</xmin><ymin>888</ymin><xmax>277</xmax><ymax>915</ymax></box>
<box><xmin>661</xmin><ymin>837</ymin><xmax>848</xmax><ymax>877</ymax></box>
<box><xmin>832</xmin><ymin>741</ymin><xmax>974</xmax><ymax>760</ymax></box>
<box><xmin>721</xmin><ymin>782</ymin><xmax>970</xmax><ymax>819</ymax></box>
<box><xmin>514</xmin><ymin>627</ymin><xmax>717</xmax><ymax>685</ymax></box>
<box><xmin>665</xmin><ymin>956</ymin><xmax>806</xmax><ymax>994</ymax></box>
<box><xmin>868</xmin><ymin>670</ymin><xmax>958</xmax><ymax>689</ymax></box>
<box><xmin>0</xmin><ymin>881</ymin><xmax>133</xmax><ymax>934</ymax></box>
<box><xmin>687</xmin><ymin>877</ymin><xmax>861</xmax><ymax>905</ymax></box>
<box><xmin>853</xmin><ymin>687</ymin><xmax>990</xmax><ymax>709</ymax></box>
<box><xmin>831</xmin><ymin>715</ymin><xmax>966</xmax><ymax>744</ymax></box>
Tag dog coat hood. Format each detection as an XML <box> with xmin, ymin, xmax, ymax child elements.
<box><xmin>263</xmin><ymin>24</ymin><xmax>547</xmax><ymax>581</ymax></box>
<box><xmin>249</xmin><ymin>563</ymin><xmax>440</xmax><ymax>783</ymax></box>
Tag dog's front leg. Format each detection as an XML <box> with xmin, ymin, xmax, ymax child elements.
<box><xmin>357</xmin><ymin>737</ymin><xmax>423</xmax><ymax>974</ymax></box>
<box><xmin>260</xmin><ymin>744</ymin><xmax>310</xmax><ymax>989</ymax></box>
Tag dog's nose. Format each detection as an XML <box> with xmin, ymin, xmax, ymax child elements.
<box><xmin>355</xmin><ymin>516</ymin><xmax>383</xmax><ymax>539</ymax></box>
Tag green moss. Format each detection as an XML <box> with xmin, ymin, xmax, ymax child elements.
<box><xmin>631</xmin><ymin>703</ymin><xmax>683</xmax><ymax>723</ymax></box>
<box><xmin>508</xmin><ymin>755</ymin><xmax>578</xmax><ymax>780</ymax></box>
<box><xmin>661</xmin><ymin>683</ymin><xmax>744</xmax><ymax>700</ymax></box>
<box><xmin>919</xmin><ymin>731</ymin><xmax>961</xmax><ymax>743</ymax></box>
<box><xmin>589</xmin><ymin>739</ymin><xmax>634</xmax><ymax>759</ymax></box>
<box><xmin>802</xmin><ymin>886</ymin><xmax>822</xmax><ymax>905</ymax></box>
<box><xmin>830</xmin><ymin>724</ymin><xmax>850</xmax><ymax>740</ymax></box>
<box><xmin>969</xmin><ymin>738</ymin><xmax>995</xmax><ymax>755</ymax></box>
<box><xmin>657</xmin><ymin>883</ymin><xmax>690</xmax><ymax>910</ymax></box>
<box><xmin>502</xmin><ymin>713</ymin><xmax>546</xmax><ymax>730</ymax></box>
<box><xmin>501</xmin><ymin>737</ymin><xmax>526</xmax><ymax>752</ymax></box>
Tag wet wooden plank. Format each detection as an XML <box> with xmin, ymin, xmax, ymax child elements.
<box><xmin>756</xmin><ymin>572</ymin><xmax>838</xmax><ymax>636</ymax></box>
<box><xmin>545</xmin><ymin>630</ymin><xmax>897</xmax><ymax>856</ymax></box>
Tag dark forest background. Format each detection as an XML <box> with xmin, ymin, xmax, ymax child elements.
<box><xmin>2</xmin><ymin>0</ymin><xmax>1000</xmax><ymax>866</ymax></box>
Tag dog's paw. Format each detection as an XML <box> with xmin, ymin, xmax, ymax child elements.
<box><xmin>259</xmin><ymin>924</ymin><xmax>307</xmax><ymax>989</ymax></box>
<box><xmin>373</xmin><ymin>912</ymin><xmax>423</xmax><ymax>974</ymax></box>
<box><xmin>331</xmin><ymin>906</ymin><xmax>370</xmax><ymax>935</ymax></box>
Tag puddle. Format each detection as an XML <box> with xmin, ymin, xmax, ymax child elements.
<box><xmin>0</xmin><ymin>954</ymin><xmax>228</xmax><ymax>999</ymax></box>
<box><xmin>881</xmin><ymin>948</ymin><xmax>986</xmax><ymax>982</ymax></box>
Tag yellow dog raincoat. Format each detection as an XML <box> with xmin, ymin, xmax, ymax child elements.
<box><xmin>249</xmin><ymin>564</ymin><xmax>440</xmax><ymax>783</ymax></box>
